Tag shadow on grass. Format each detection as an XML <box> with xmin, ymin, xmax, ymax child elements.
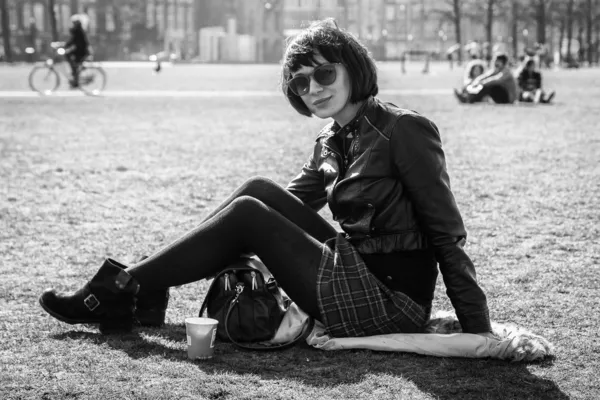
<box><xmin>51</xmin><ymin>324</ymin><xmax>568</xmax><ymax>399</ymax></box>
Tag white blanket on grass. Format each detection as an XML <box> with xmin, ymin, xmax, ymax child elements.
<box><xmin>270</xmin><ymin>304</ymin><xmax>554</xmax><ymax>362</ymax></box>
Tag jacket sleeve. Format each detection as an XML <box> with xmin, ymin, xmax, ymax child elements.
<box><xmin>285</xmin><ymin>143</ymin><xmax>328</xmax><ymax>212</ymax></box>
<box><xmin>390</xmin><ymin>114</ymin><xmax>491</xmax><ymax>333</ymax></box>
<box><xmin>470</xmin><ymin>69</ymin><xmax>493</xmax><ymax>86</ymax></box>
<box><xmin>65</xmin><ymin>35</ymin><xmax>75</xmax><ymax>49</ymax></box>
<box><xmin>479</xmin><ymin>69</ymin><xmax>511</xmax><ymax>88</ymax></box>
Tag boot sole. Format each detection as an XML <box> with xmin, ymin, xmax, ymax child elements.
<box><xmin>39</xmin><ymin>295</ymin><xmax>133</xmax><ymax>333</ymax></box>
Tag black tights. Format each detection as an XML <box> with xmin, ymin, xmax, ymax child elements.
<box><xmin>126</xmin><ymin>177</ymin><xmax>338</xmax><ymax>320</ymax></box>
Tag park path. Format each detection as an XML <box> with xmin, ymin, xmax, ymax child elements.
<box><xmin>0</xmin><ymin>88</ymin><xmax>449</xmax><ymax>98</ymax></box>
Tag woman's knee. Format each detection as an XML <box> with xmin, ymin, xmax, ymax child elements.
<box><xmin>228</xmin><ymin>195</ymin><xmax>269</xmax><ymax>217</ymax></box>
<box><xmin>239</xmin><ymin>176</ymin><xmax>281</xmax><ymax>198</ymax></box>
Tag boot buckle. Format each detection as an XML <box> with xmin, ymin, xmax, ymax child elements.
<box><xmin>84</xmin><ymin>294</ymin><xmax>100</xmax><ymax>311</ymax></box>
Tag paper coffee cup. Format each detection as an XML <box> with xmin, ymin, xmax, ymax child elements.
<box><xmin>185</xmin><ymin>317</ymin><xmax>218</xmax><ymax>360</ymax></box>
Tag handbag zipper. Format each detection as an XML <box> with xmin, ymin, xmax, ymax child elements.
<box><xmin>224</xmin><ymin>273</ymin><xmax>230</xmax><ymax>291</ymax></box>
<box><xmin>251</xmin><ymin>271</ymin><xmax>257</xmax><ymax>290</ymax></box>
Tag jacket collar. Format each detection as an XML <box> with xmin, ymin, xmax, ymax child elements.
<box><xmin>316</xmin><ymin>96</ymin><xmax>377</xmax><ymax>141</ymax></box>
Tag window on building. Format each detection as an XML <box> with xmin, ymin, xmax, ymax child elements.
<box><xmin>156</xmin><ymin>2</ymin><xmax>164</xmax><ymax>34</ymax></box>
<box><xmin>8</xmin><ymin>4</ymin><xmax>18</xmax><ymax>30</ymax></box>
<box><xmin>87</xmin><ymin>7</ymin><xmax>97</xmax><ymax>35</ymax></box>
<box><xmin>167</xmin><ymin>0</ymin><xmax>175</xmax><ymax>31</ymax></box>
<box><xmin>22</xmin><ymin>2</ymin><xmax>32</xmax><ymax>26</ymax></box>
<box><xmin>178</xmin><ymin>3</ymin><xmax>185</xmax><ymax>31</ymax></box>
<box><xmin>61</xmin><ymin>4</ymin><xmax>70</xmax><ymax>33</ymax></box>
<box><xmin>385</xmin><ymin>5</ymin><xmax>395</xmax><ymax>21</ymax></box>
<box><xmin>147</xmin><ymin>1</ymin><xmax>155</xmax><ymax>28</ymax></box>
<box><xmin>187</xmin><ymin>6</ymin><xmax>193</xmax><ymax>33</ymax></box>
<box><xmin>105</xmin><ymin>5</ymin><xmax>115</xmax><ymax>32</ymax></box>
<box><xmin>33</xmin><ymin>3</ymin><xmax>44</xmax><ymax>31</ymax></box>
<box><xmin>348</xmin><ymin>4</ymin><xmax>358</xmax><ymax>21</ymax></box>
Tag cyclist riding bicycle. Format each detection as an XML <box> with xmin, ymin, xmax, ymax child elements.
<box><xmin>64</xmin><ymin>16</ymin><xmax>91</xmax><ymax>88</ymax></box>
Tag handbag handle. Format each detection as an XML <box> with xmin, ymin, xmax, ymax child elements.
<box><xmin>223</xmin><ymin>284</ymin><xmax>314</xmax><ymax>351</ymax></box>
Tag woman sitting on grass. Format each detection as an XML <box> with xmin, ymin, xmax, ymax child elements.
<box><xmin>40</xmin><ymin>19</ymin><xmax>495</xmax><ymax>340</ymax></box>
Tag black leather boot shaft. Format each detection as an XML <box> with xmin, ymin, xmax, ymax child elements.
<box><xmin>135</xmin><ymin>287</ymin><xmax>170</xmax><ymax>326</ymax></box>
<box><xmin>105</xmin><ymin>255</ymin><xmax>170</xmax><ymax>327</ymax></box>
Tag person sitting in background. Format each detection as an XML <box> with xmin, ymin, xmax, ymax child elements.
<box><xmin>517</xmin><ymin>59</ymin><xmax>555</xmax><ymax>104</ymax></box>
<box><xmin>64</xmin><ymin>16</ymin><xmax>90</xmax><ymax>88</ymax></box>
<box><xmin>454</xmin><ymin>54</ymin><xmax>518</xmax><ymax>104</ymax></box>
<box><xmin>451</xmin><ymin>59</ymin><xmax>486</xmax><ymax>101</ymax></box>
<box><xmin>462</xmin><ymin>59</ymin><xmax>487</xmax><ymax>87</ymax></box>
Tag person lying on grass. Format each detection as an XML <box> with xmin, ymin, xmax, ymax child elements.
<box><xmin>454</xmin><ymin>54</ymin><xmax>518</xmax><ymax>105</ymax></box>
<box><xmin>40</xmin><ymin>18</ymin><xmax>495</xmax><ymax>341</ymax></box>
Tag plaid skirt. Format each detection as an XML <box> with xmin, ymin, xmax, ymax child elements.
<box><xmin>317</xmin><ymin>233</ymin><xmax>430</xmax><ymax>338</ymax></box>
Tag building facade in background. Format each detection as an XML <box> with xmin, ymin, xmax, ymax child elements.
<box><xmin>0</xmin><ymin>0</ymin><xmax>564</xmax><ymax>63</ymax></box>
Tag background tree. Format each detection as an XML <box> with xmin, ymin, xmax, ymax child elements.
<box><xmin>0</xmin><ymin>0</ymin><xmax>12</xmax><ymax>62</ymax></box>
<box><xmin>485</xmin><ymin>0</ymin><xmax>495</xmax><ymax>60</ymax></box>
<box><xmin>433</xmin><ymin>0</ymin><xmax>464</xmax><ymax>65</ymax></box>
<box><xmin>586</xmin><ymin>0</ymin><xmax>594</xmax><ymax>63</ymax></box>
<box><xmin>565</xmin><ymin>0</ymin><xmax>575</xmax><ymax>62</ymax></box>
<box><xmin>70</xmin><ymin>0</ymin><xmax>78</xmax><ymax>14</ymax></box>
<box><xmin>531</xmin><ymin>0</ymin><xmax>555</xmax><ymax>46</ymax></box>
<box><xmin>468</xmin><ymin>0</ymin><xmax>507</xmax><ymax>62</ymax></box>
<box><xmin>510</xmin><ymin>0</ymin><xmax>520</xmax><ymax>60</ymax></box>
<box><xmin>596</xmin><ymin>0</ymin><xmax>600</xmax><ymax>63</ymax></box>
<box><xmin>48</xmin><ymin>0</ymin><xmax>58</xmax><ymax>41</ymax></box>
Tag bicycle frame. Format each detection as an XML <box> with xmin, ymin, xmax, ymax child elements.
<box><xmin>42</xmin><ymin>57</ymin><xmax>73</xmax><ymax>82</ymax></box>
<box><xmin>42</xmin><ymin>43</ymin><xmax>98</xmax><ymax>80</ymax></box>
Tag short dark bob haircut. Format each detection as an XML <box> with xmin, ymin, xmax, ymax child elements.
<box><xmin>525</xmin><ymin>58</ymin><xmax>536</xmax><ymax>68</ymax></box>
<box><xmin>281</xmin><ymin>19</ymin><xmax>378</xmax><ymax>117</ymax></box>
<box><xmin>495</xmin><ymin>53</ymin><xmax>509</xmax><ymax>66</ymax></box>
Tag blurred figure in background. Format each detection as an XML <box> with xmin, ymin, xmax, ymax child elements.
<box><xmin>517</xmin><ymin>58</ymin><xmax>555</xmax><ymax>104</ymax></box>
<box><xmin>465</xmin><ymin>40</ymin><xmax>482</xmax><ymax>60</ymax></box>
<box><xmin>453</xmin><ymin>59</ymin><xmax>486</xmax><ymax>102</ymax></box>
<box><xmin>64</xmin><ymin>16</ymin><xmax>91</xmax><ymax>88</ymax></box>
<box><xmin>461</xmin><ymin>59</ymin><xmax>487</xmax><ymax>87</ymax></box>
<box><xmin>454</xmin><ymin>54</ymin><xmax>517</xmax><ymax>104</ymax></box>
<box><xmin>446</xmin><ymin>43</ymin><xmax>461</xmax><ymax>70</ymax></box>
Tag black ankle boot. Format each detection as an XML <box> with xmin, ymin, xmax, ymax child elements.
<box><xmin>116</xmin><ymin>255</ymin><xmax>170</xmax><ymax>327</ymax></box>
<box><xmin>39</xmin><ymin>258</ymin><xmax>140</xmax><ymax>334</ymax></box>
<box><xmin>135</xmin><ymin>287</ymin><xmax>170</xmax><ymax>327</ymax></box>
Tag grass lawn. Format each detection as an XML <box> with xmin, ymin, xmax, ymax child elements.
<box><xmin>1</xmin><ymin>63</ymin><xmax>599</xmax><ymax>399</ymax></box>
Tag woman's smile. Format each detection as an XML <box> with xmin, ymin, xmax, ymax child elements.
<box><xmin>313</xmin><ymin>96</ymin><xmax>332</xmax><ymax>107</ymax></box>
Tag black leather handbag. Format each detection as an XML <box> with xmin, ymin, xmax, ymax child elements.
<box><xmin>199</xmin><ymin>257</ymin><xmax>312</xmax><ymax>350</ymax></box>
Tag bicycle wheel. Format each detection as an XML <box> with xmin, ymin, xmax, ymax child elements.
<box><xmin>78</xmin><ymin>66</ymin><xmax>107</xmax><ymax>95</ymax></box>
<box><xmin>28</xmin><ymin>66</ymin><xmax>60</xmax><ymax>95</ymax></box>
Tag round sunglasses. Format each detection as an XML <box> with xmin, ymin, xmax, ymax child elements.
<box><xmin>287</xmin><ymin>63</ymin><xmax>341</xmax><ymax>96</ymax></box>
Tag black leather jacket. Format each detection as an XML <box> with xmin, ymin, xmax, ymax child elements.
<box><xmin>286</xmin><ymin>97</ymin><xmax>491</xmax><ymax>333</ymax></box>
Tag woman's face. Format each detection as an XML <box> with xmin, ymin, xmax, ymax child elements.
<box><xmin>471</xmin><ymin>65</ymin><xmax>484</xmax><ymax>78</ymax></box>
<box><xmin>292</xmin><ymin>54</ymin><xmax>352</xmax><ymax>123</ymax></box>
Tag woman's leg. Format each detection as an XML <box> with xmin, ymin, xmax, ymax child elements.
<box><xmin>198</xmin><ymin>176</ymin><xmax>337</xmax><ymax>242</ymax></box>
<box><xmin>488</xmin><ymin>85</ymin><xmax>510</xmax><ymax>104</ymax></box>
<box><xmin>127</xmin><ymin>196</ymin><xmax>328</xmax><ymax>319</ymax></box>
